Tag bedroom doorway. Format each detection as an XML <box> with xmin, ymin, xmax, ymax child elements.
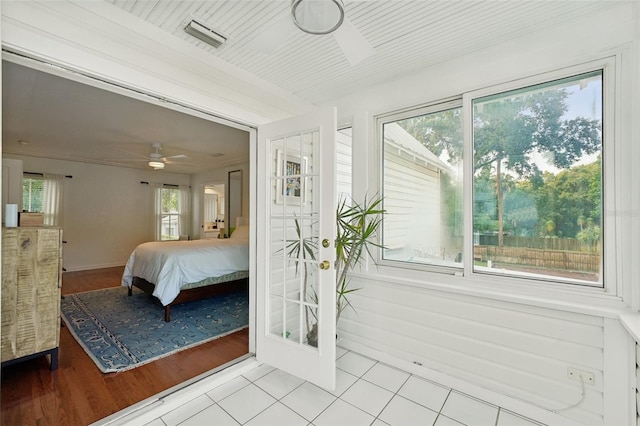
<box><xmin>1</xmin><ymin>53</ymin><xmax>257</xmax><ymax>423</ymax></box>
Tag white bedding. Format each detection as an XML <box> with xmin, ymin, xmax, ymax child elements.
<box><xmin>121</xmin><ymin>238</ymin><xmax>249</xmax><ymax>306</ymax></box>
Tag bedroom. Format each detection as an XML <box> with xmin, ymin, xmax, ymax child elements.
<box><xmin>1</xmin><ymin>54</ymin><xmax>254</xmax><ymax>423</ymax></box>
<box><xmin>2</xmin><ymin>1</ymin><xmax>640</xmax><ymax>426</ymax></box>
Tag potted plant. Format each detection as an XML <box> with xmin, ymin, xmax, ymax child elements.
<box><xmin>304</xmin><ymin>195</ymin><xmax>384</xmax><ymax>347</ymax></box>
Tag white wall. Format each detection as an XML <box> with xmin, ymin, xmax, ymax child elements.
<box><xmin>331</xmin><ymin>3</ymin><xmax>639</xmax><ymax>425</ymax></box>
<box><xmin>3</xmin><ymin>154</ymin><xmax>190</xmax><ymax>272</ymax></box>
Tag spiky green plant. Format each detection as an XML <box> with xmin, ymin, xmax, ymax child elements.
<box><xmin>334</xmin><ymin>195</ymin><xmax>384</xmax><ymax>324</ymax></box>
<box><xmin>283</xmin><ymin>195</ymin><xmax>385</xmax><ymax>346</ymax></box>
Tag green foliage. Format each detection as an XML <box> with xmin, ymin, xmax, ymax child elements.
<box><xmin>22</xmin><ymin>177</ymin><xmax>44</xmax><ymax>212</ymax></box>
<box><xmin>401</xmin><ymin>82</ymin><xmax>602</xmax><ymax>247</ymax></box>
<box><xmin>470</xmin><ymin>158</ymin><xmax>601</xmax><ymax>240</ymax></box>
<box><xmin>400</xmin><ymin>108</ymin><xmax>463</xmax><ymax>163</ymax></box>
<box><xmin>162</xmin><ymin>188</ymin><xmax>179</xmax><ymax>213</ymax></box>
<box><xmin>335</xmin><ymin>195</ymin><xmax>385</xmax><ymax>323</ymax></box>
<box><xmin>284</xmin><ymin>195</ymin><xmax>385</xmax><ymax>345</ymax></box>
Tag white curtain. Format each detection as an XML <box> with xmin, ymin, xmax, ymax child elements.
<box><xmin>178</xmin><ymin>185</ymin><xmax>191</xmax><ymax>237</ymax></box>
<box><xmin>42</xmin><ymin>174</ymin><xmax>64</xmax><ymax>226</ymax></box>
<box><xmin>152</xmin><ymin>183</ymin><xmax>163</xmax><ymax>241</ymax></box>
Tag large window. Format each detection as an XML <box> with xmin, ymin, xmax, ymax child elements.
<box><xmin>155</xmin><ymin>184</ymin><xmax>191</xmax><ymax>241</ymax></box>
<box><xmin>380</xmin><ymin>67</ymin><xmax>605</xmax><ymax>288</ymax></box>
<box><xmin>472</xmin><ymin>71</ymin><xmax>602</xmax><ymax>286</ymax></box>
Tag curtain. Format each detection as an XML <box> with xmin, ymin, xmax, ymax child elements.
<box><xmin>178</xmin><ymin>185</ymin><xmax>191</xmax><ymax>237</ymax></box>
<box><xmin>152</xmin><ymin>183</ymin><xmax>163</xmax><ymax>241</ymax></box>
<box><xmin>42</xmin><ymin>174</ymin><xmax>64</xmax><ymax>226</ymax></box>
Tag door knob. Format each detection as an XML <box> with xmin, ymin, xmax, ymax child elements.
<box><xmin>319</xmin><ymin>260</ymin><xmax>330</xmax><ymax>270</ymax></box>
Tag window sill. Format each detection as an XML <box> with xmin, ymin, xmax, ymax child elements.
<box><xmin>619</xmin><ymin>312</ymin><xmax>640</xmax><ymax>344</ymax></box>
<box><xmin>350</xmin><ymin>266</ymin><xmax>627</xmax><ymax>319</ymax></box>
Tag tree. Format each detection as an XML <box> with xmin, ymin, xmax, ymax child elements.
<box><xmin>473</xmin><ymin>88</ymin><xmax>600</xmax><ymax>245</ymax></box>
<box><xmin>533</xmin><ymin>158</ymin><xmax>601</xmax><ymax>239</ymax></box>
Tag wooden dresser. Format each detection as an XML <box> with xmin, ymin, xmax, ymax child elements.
<box><xmin>1</xmin><ymin>227</ymin><xmax>63</xmax><ymax>370</ymax></box>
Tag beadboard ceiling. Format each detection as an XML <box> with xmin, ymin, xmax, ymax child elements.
<box><xmin>2</xmin><ymin>1</ymin><xmax>616</xmax><ymax>174</ymax></box>
<box><xmin>106</xmin><ymin>0</ymin><xmax>613</xmax><ymax>104</ymax></box>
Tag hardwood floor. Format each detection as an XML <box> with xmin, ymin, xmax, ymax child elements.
<box><xmin>1</xmin><ymin>266</ymin><xmax>250</xmax><ymax>425</ymax></box>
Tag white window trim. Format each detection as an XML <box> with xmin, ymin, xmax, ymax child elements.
<box><xmin>372</xmin><ymin>55</ymin><xmax>623</xmax><ymax>311</ymax></box>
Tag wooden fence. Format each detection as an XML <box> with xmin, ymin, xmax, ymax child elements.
<box><xmin>477</xmin><ymin>235</ymin><xmax>600</xmax><ymax>253</ymax></box>
<box><xmin>473</xmin><ymin>245</ymin><xmax>600</xmax><ymax>273</ymax></box>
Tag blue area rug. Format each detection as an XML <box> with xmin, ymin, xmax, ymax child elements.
<box><xmin>61</xmin><ymin>286</ymin><xmax>248</xmax><ymax>373</ymax></box>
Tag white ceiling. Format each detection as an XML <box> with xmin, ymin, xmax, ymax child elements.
<box><xmin>2</xmin><ymin>61</ymin><xmax>250</xmax><ymax>174</ymax></box>
<box><xmin>109</xmin><ymin>0</ymin><xmax>615</xmax><ymax>104</ymax></box>
<box><xmin>2</xmin><ymin>0</ymin><xmax>617</xmax><ymax>174</ymax></box>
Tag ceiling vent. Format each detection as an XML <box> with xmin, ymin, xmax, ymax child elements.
<box><xmin>184</xmin><ymin>19</ymin><xmax>227</xmax><ymax>49</ymax></box>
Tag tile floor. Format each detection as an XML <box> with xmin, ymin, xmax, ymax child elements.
<box><xmin>143</xmin><ymin>348</ymin><xmax>545</xmax><ymax>426</ymax></box>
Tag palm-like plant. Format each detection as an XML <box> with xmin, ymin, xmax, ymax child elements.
<box><xmin>335</xmin><ymin>195</ymin><xmax>384</xmax><ymax>324</ymax></box>
<box><xmin>284</xmin><ymin>195</ymin><xmax>385</xmax><ymax>347</ymax></box>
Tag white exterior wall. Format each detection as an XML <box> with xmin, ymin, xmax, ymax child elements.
<box><xmin>383</xmin><ymin>145</ymin><xmax>442</xmax><ymax>256</ymax></box>
<box><xmin>332</xmin><ymin>3</ymin><xmax>639</xmax><ymax>425</ymax></box>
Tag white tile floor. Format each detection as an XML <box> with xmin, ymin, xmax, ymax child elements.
<box><xmin>143</xmin><ymin>348</ymin><xmax>546</xmax><ymax>426</ymax></box>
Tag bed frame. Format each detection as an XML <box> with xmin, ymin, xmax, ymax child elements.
<box><xmin>128</xmin><ymin>272</ymin><xmax>249</xmax><ymax>322</ymax></box>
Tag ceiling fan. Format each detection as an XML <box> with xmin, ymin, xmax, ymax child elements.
<box><xmin>107</xmin><ymin>143</ymin><xmax>191</xmax><ymax>170</ymax></box>
<box><xmin>248</xmin><ymin>0</ymin><xmax>375</xmax><ymax>66</ymax></box>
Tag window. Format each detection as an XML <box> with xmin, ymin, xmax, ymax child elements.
<box><xmin>472</xmin><ymin>71</ymin><xmax>602</xmax><ymax>286</ymax></box>
<box><xmin>381</xmin><ymin>102</ymin><xmax>463</xmax><ymax>269</ymax></box>
<box><xmin>160</xmin><ymin>187</ymin><xmax>179</xmax><ymax>240</ymax></box>
<box><xmin>154</xmin><ymin>184</ymin><xmax>191</xmax><ymax>241</ymax></box>
<box><xmin>23</xmin><ymin>174</ymin><xmax>44</xmax><ymax>212</ymax></box>
<box><xmin>379</xmin><ymin>67</ymin><xmax>605</xmax><ymax>288</ymax></box>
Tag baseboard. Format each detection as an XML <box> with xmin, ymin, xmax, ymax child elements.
<box><xmin>63</xmin><ymin>262</ymin><xmax>126</xmax><ymax>272</ymax></box>
<box><xmin>338</xmin><ymin>339</ymin><xmax>584</xmax><ymax>426</ymax></box>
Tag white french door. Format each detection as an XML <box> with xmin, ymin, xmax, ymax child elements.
<box><xmin>256</xmin><ymin>107</ymin><xmax>337</xmax><ymax>390</ymax></box>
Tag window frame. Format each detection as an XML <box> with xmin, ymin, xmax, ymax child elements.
<box><xmin>160</xmin><ymin>186</ymin><xmax>180</xmax><ymax>241</ymax></box>
<box><xmin>376</xmin><ymin>98</ymin><xmax>463</xmax><ymax>275</ymax></box>
<box><xmin>375</xmin><ymin>56</ymin><xmax>618</xmax><ymax>298</ymax></box>
<box><xmin>22</xmin><ymin>173</ymin><xmax>44</xmax><ymax>213</ymax></box>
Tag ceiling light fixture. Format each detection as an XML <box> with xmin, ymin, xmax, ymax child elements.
<box><xmin>184</xmin><ymin>19</ymin><xmax>227</xmax><ymax>48</ymax></box>
<box><xmin>291</xmin><ymin>0</ymin><xmax>345</xmax><ymax>35</ymax></box>
<box><xmin>148</xmin><ymin>161</ymin><xmax>165</xmax><ymax>170</ymax></box>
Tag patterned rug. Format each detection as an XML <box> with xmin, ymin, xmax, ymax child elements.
<box><xmin>61</xmin><ymin>286</ymin><xmax>248</xmax><ymax>373</ymax></box>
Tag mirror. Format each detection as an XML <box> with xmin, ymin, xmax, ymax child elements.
<box><xmin>227</xmin><ymin>170</ymin><xmax>242</xmax><ymax>237</ymax></box>
<box><xmin>203</xmin><ymin>183</ymin><xmax>224</xmax><ymax>238</ymax></box>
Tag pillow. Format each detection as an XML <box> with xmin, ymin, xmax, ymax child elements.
<box><xmin>230</xmin><ymin>224</ymin><xmax>250</xmax><ymax>239</ymax></box>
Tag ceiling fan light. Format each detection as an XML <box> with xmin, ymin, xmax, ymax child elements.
<box><xmin>149</xmin><ymin>161</ymin><xmax>165</xmax><ymax>170</ymax></box>
<box><xmin>291</xmin><ymin>0</ymin><xmax>344</xmax><ymax>35</ymax></box>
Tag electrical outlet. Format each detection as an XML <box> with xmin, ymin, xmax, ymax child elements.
<box><xmin>567</xmin><ymin>367</ymin><xmax>595</xmax><ymax>385</ymax></box>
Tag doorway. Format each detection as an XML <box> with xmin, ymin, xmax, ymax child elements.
<box><xmin>1</xmin><ymin>53</ymin><xmax>257</xmax><ymax>424</ymax></box>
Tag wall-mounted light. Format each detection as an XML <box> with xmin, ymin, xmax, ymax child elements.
<box><xmin>149</xmin><ymin>161</ymin><xmax>165</xmax><ymax>170</ymax></box>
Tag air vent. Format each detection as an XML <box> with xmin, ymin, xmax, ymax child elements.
<box><xmin>184</xmin><ymin>19</ymin><xmax>227</xmax><ymax>49</ymax></box>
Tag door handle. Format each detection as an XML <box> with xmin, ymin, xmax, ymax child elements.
<box><xmin>319</xmin><ymin>260</ymin><xmax>330</xmax><ymax>270</ymax></box>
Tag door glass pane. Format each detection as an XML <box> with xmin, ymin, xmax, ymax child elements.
<box><xmin>269</xmin><ymin>130</ymin><xmax>321</xmax><ymax>349</ymax></box>
<box><xmin>472</xmin><ymin>71</ymin><xmax>603</xmax><ymax>286</ymax></box>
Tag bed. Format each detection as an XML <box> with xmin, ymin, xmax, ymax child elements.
<box><xmin>121</xmin><ymin>224</ymin><xmax>250</xmax><ymax>321</ymax></box>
